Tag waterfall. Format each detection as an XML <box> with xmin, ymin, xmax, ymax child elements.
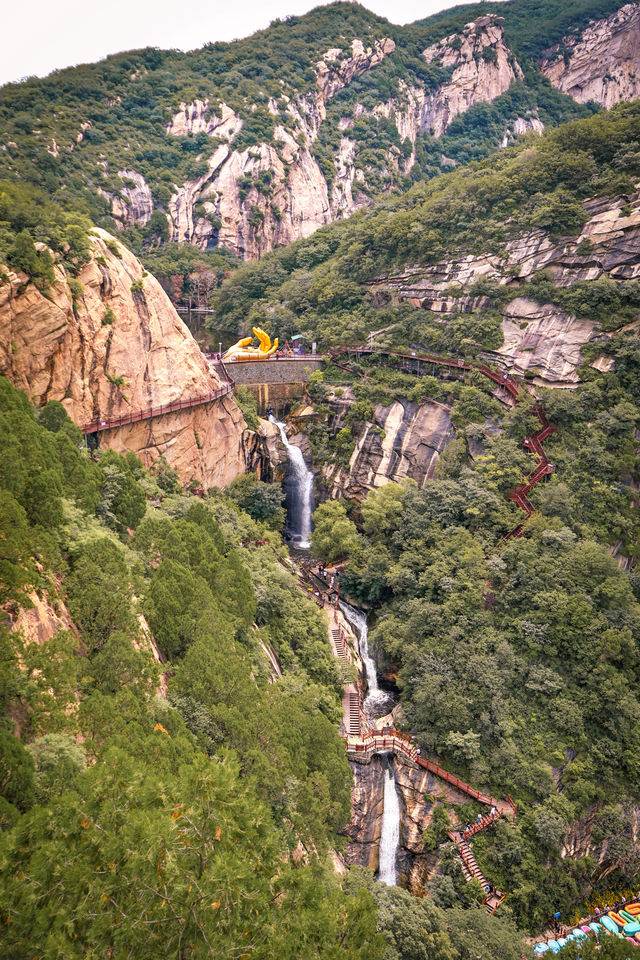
<box><xmin>270</xmin><ymin>416</ymin><xmax>314</xmax><ymax>549</ymax></box>
<box><xmin>378</xmin><ymin>765</ymin><xmax>400</xmax><ymax>886</ymax></box>
<box><xmin>339</xmin><ymin>601</ymin><xmax>392</xmax><ymax>717</ymax></box>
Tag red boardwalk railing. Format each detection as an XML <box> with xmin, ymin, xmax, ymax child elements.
<box><xmin>329</xmin><ymin>345</ymin><xmax>557</xmax><ymax>540</ymax></box>
<box><xmin>505</xmin><ymin>402</ymin><xmax>556</xmax><ymax>537</ymax></box>
<box><xmin>81</xmin><ymin>381</ymin><xmax>235</xmax><ymax>435</ymax></box>
<box><xmin>415</xmin><ymin>755</ymin><xmax>497</xmax><ymax>806</ymax></box>
<box><xmin>327</xmin><ymin>346</ymin><xmax>520</xmax><ymax>400</ymax></box>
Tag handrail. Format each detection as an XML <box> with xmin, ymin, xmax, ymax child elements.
<box><xmin>82</xmin><ymin>381</ymin><xmax>235</xmax><ymax>435</ymax></box>
<box><xmin>504</xmin><ymin>402</ymin><xmax>556</xmax><ymax>538</ymax></box>
<box><xmin>347</xmin><ymin>728</ymin><xmax>502</xmax><ymax>807</ymax></box>
<box><xmin>327</xmin><ymin>345</ymin><xmax>520</xmax><ymax>399</ymax></box>
<box><xmin>329</xmin><ymin>346</ymin><xmax>557</xmax><ymax>539</ymax></box>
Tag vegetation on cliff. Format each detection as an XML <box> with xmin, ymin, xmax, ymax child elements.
<box><xmin>210</xmin><ymin>101</ymin><xmax>640</xmax><ymax>348</ymax></box>
<box><xmin>0</xmin><ymin>375</ymin><xmax>541</xmax><ymax>958</ymax></box>
<box><xmin>0</xmin><ymin>376</ymin><xmax>380</xmax><ymax>957</ymax></box>
<box><xmin>0</xmin><ymin>0</ymin><xmax>629</xmax><ymax>272</ymax></box>
<box><xmin>309</xmin><ymin>332</ymin><xmax>640</xmax><ymax>931</ymax></box>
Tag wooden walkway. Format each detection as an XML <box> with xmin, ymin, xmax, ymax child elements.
<box><xmin>505</xmin><ymin>403</ymin><xmax>556</xmax><ymax>539</ymax></box>
<box><xmin>328</xmin><ymin>345</ymin><xmax>557</xmax><ymax>542</ymax></box>
<box><xmin>340</xmin><ymin>684</ymin><xmax>514</xmax><ymax>912</ymax></box>
<box><xmin>327</xmin><ymin>345</ymin><xmax>520</xmax><ymax>404</ymax></box>
<box><xmin>82</xmin><ymin>363</ymin><xmax>235</xmax><ymax>435</ymax></box>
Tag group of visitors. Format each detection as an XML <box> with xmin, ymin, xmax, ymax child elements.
<box><xmin>278</xmin><ymin>341</ymin><xmax>306</xmax><ymax>357</ymax></box>
<box><xmin>594</xmin><ymin>894</ymin><xmax>639</xmax><ymax>915</ymax></box>
<box><xmin>460</xmin><ymin>806</ymin><xmax>497</xmax><ymax>840</ymax></box>
<box><xmin>317</xmin><ymin>563</ymin><xmax>336</xmax><ymax>591</ymax></box>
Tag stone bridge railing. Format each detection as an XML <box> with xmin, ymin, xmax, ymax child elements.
<box><xmin>224</xmin><ymin>356</ymin><xmax>325</xmax><ymax>385</ymax></box>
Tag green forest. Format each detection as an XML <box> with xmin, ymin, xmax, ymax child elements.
<box><xmin>3</xmin><ymin>0</ymin><xmax>640</xmax><ymax>955</ymax></box>
<box><xmin>308</xmin><ymin>336</ymin><xmax>640</xmax><ymax>930</ymax></box>
<box><xmin>0</xmin><ymin>376</ymin><xmax>552</xmax><ymax>959</ymax></box>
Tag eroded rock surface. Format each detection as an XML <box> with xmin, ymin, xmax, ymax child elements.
<box><xmin>101</xmin><ymin>17</ymin><xmax>546</xmax><ymax>259</ymax></box>
<box><xmin>421</xmin><ymin>16</ymin><xmax>523</xmax><ymax>137</ymax></box>
<box><xmin>106</xmin><ymin>169</ymin><xmax>155</xmax><ymax>228</ymax></box>
<box><xmin>0</xmin><ymin>230</ymin><xmax>246</xmax><ymax>488</ymax></box>
<box><xmin>493</xmin><ymin>298</ymin><xmax>598</xmax><ymax>383</ymax></box>
<box><xmin>322</xmin><ymin>390</ymin><xmax>456</xmax><ymax>500</ymax></box>
<box><xmin>540</xmin><ymin>3</ymin><xmax>640</xmax><ymax>109</ymax></box>
<box><xmin>344</xmin><ymin>755</ymin><xmax>481</xmax><ymax>893</ymax></box>
<box><xmin>367</xmin><ymin>188</ymin><xmax>640</xmax><ymax>384</ymax></box>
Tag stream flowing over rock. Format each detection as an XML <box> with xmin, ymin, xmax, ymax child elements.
<box><xmin>340</xmin><ymin>601</ymin><xmax>394</xmax><ymax>719</ymax></box>
<box><xmin>270</xmin><ymin>416</ymin><xmax>314</xmax><ymax>548</ymax></box>
<box><xmin>378</xmin><ymin>764</ymin><xmax>401</xmax><ymax>886</ymax></box>
<box><xmin>343</xmin><ymin>753</ymin><xmax>487</xmax><ymax>893</ymax></box>
<box><xmin>0</xmin><ymin>230</ymin><xmax>247</xmax><ymax>488</ymax></box>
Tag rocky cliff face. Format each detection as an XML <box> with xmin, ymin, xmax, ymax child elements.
<box><xmin>161</xmin><ymin>38</ymin><xmax>396</xmax><ymax>258</ymax></box>
<box><xmin>495</xmin><ymin>297</ymin><xmax>598</xmax><ymax>383</ymax></box>
<box><xmin>168</xmin><ymin>137</ymin><xmax>332</xmax><ymax>259</ymax></box>
<box><xmin>540</xmin><ymin>3</ymin><xmax>640</xmax><ymax>109</ymax></box>
<box><xmin>101</xmin><ymin>169</ymin><xmax>155</xmax><ymax>229</ymax></box>
<box><xmin>368</xmin><ymin>186</ymin><xmax>640</xmax><ymax>385</ymax></box>
<box><xmin>10</xmin><ymin>6</ymin><xmax>640</xmax><ymax>266</ymax></box>
<box><xmin>321</xmin><ymin>387</ymin><xmax>456</xmax><ymax>501</ymax></box>
<box><xmin>419</xmin><ymin>16</ymin><xmax>523</xmax><ymax>138</ymax></box>
<box><xmin>0</xmin><ymin>230</ymin><xmax>247</xmax><ymax>488</ymax></box>
<box><xmin>103</xmin><ymin>17</ymin><xmax>541</xmax><ymax>259</ymax></box>
<box><xmin>343</xmin><ymin>755</ymin><xmax>481</xmax><ymax>893</ymax></box>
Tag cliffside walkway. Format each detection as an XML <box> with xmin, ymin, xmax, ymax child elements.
<box><xmin>344</xmin><ymin>720</ymin><xmax>514</xmax><ymax>912</ymax></box>
<box><xmin>327</xmin><ymin>345</ymin><xmax>520</xmax><ymax>405</ymax></box>
<box><xmin>328</xmin><ymin>344</ymin><xmax>557</xmax><ymax>540</ymax></box>
<box><xmin>505</xmin><ymin>403</ymin><xmax>557</xmax><ymax>539</ymax></box>
<box><xmin>315</xmin><ymin>345</ymin><xmax>556</xmax><ymax>913</ymax></box>
<box><xmin>82</xmin><ymin>371</ymin><xmax>234</xmax><ymax>435</ymax></box>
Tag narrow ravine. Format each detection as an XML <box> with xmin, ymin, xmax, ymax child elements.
<box><xmin>270</xmin><ymin>415</ymin><xmax>314</xmax><ymax>549</ymax></box>
<box><xmin>339</xmin><ymin>600</ymin><xmax>401</xmax><ymax>884</ymax></box>
<box><xmin>275</xmin><ymin>414</ymin><xmax>401</xmax><ymax>885</ymax></box>
<box><xmin>339</xmin><ymin>600</ymin><xmax>394</xmax><ymax>720</ymax></box>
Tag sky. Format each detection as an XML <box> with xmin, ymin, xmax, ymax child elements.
<box><xmin>1</xmin><ymin>0</ymin><xmax>473</xmax><ymax>87</ymax></box>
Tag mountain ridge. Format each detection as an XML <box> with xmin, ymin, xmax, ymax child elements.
<box><xmin>1</xmin><ymin>0</ymin><xmax>636</xmax><ymax>266</ymax></box>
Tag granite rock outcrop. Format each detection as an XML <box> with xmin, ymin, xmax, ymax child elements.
<box><xmin>102</xmin><ymin>169</ymin><xmax>155</xmax><ymax>229</ymax></box>
<box><xmin>366</xmin><ymin>187</ymin><xmax>640</xmax><ymax>384</ymax></box>
<box><xmin>162</xmin><ymin>38</ymin><xmax>398</xmax><ymax>257</ymax></box>
<box><xmin>540</xmin><ymin>3</ymin><xmax>640</xmax><ymax>109</ymax></box>
<box><xmin>108</xmin><ymin>17</ymin><xmax>543</xmax><ymax>259</ymax></box>
<box><xmin>321</xmin><ymin>388</ymin><xmax>456</xmax><ymax>501</ymax></box>
<box><xmin>0</xmin><ymin>230</ymin><xmax>247</xmax><ymax>488</ymax></box>
<box><xmin>492</xmin><ymin>297</ymin><xmax>598</xmax><ymax>383</ymax></box>
<box><xmin>419</xmin><ymin>16</ymin><xmax>523</xmax><ymax>138</ymax></box>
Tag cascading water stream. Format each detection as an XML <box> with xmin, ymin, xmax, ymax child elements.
<box><xmin>339</xmin><ymin>600</ymin><xmax>392</xmax><ymax>718</ymax></box>
<box><xmin>270</xmin><ymin>416</ymin><xmax>314</xmax><ymax>549</ymax></box>
<box><xmin>378</xmin><ymin>765</ymin><xmax>400</xmax><ymax>886</ymax></box>
<box><xmin>339</xmin><ymin>601</ymin><xmax>400</xmax><ymax>883</ymax></box>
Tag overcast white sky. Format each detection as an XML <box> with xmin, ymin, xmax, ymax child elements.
<box><xmin>1</xmin><ymin>0</ymin><xmax>472</xmax><ymax>87</ymax></box>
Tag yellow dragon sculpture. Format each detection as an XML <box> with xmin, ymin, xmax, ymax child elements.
<box><xmin>222</xmin><ymin>327</ymin><xmax>279</xmax><ymax>361</ymax></box>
